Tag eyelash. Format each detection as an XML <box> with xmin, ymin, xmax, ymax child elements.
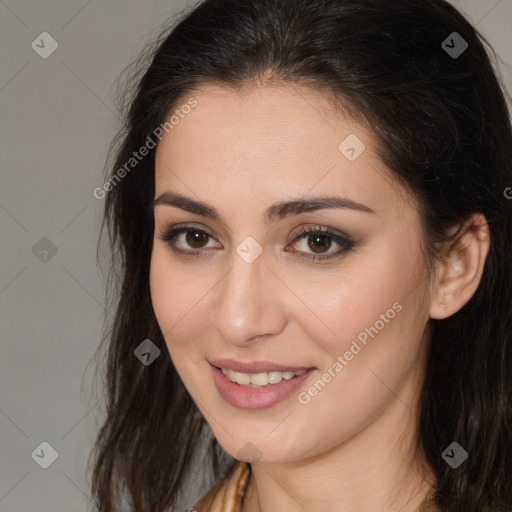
<box><xmin>158</xmin><ymin>223</ymin><xmax>355</xmax><ymax>262</ymax></box>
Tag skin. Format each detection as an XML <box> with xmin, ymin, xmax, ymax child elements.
<box><xmin>149</xmin><ymin>83</ymin><xmax>490</xmax><ymax>512</ymax></box>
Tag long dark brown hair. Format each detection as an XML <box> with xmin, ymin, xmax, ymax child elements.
<box><xmin>88</xmin><ymin>0</ymin><xmax>512</xmax><ymax>510</ymax></box>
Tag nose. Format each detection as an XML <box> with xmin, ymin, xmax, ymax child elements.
<box><xmin>212</xmin><ymin>248</ymin><xmax>287</xmax><ymax>346</ymax></box>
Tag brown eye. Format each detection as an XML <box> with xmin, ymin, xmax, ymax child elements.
<box><xmin>306</xmin><ymin>232</ymin><xmax>332</xmax><ymax>253</ymax></box>
<box><xmin>184</xmin><ymin>229</ymin><xmax>210</xmax><ymax>249</ymax></box>
<box><xmin>159</xmin><ymin>224</ymin><xmax>219</xmax><ymax>257</ymax></box>
<box><xmin>288</xmin><ymin>225</ymin><xmax>354</xmax><ymax>262</ymax></box>
<box><xmin>159</xmin><ymin>223</ymin><xmax>354</xmax><ymax>263</ymax></box>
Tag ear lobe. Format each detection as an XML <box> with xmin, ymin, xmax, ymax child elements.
<box><xmin>430</xmin><ymin>213</ymin><xmax>490</xmax><ymax>320</ymax></box>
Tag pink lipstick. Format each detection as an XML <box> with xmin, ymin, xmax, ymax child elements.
<box><xmin>210</xmin><ymin>361</ymin><xmax>316</xmax><ymax>410</ymax></box>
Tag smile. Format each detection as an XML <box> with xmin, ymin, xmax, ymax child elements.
<box><xmin>210</xmin><ymin>363</ymin><xmax>316</xmax><ymax>410</ymax></box>
<box><xmin>220</xmin><ymin>368</ymin><xmax>307</xmax><ymax>387</ymax></box>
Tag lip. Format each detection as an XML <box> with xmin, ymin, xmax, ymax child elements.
<box><xmin>210</xmin><ymin>363</ymin><xmax>317</xmax><ymax>410</ymax></box>
<box><xmin>210</xmin><ymin>358</ymin><xmax>313</xmax><ymax>373</ymax></box>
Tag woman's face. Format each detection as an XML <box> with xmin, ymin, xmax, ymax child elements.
<box><xmin>150</xmin><ymin>83</ymin><xmax>434</xmax><ymax>464</ymax></box>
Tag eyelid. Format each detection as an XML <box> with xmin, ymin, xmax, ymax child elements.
<box><xmin>158</xmin><ymin>222</ymin><xmax>349</xmax><ymax>242</ymax></box>
<box><xmin>290</xmin><ymin>224</ymin><xmax>350</xmax><ymax>241</ymax></box>
<box><xmin>158</xmin><ymin>222</ymin><xmax>355</xmax><ymax>262</ymax></box>
<box><xmin>158</xmin><ymin>222</ymin><xmax>221</xmax><ymax>247</ymax></box>
<box><xmin>286</xmin><ymin>224</ymin><xmax>354</xmax><ymax>260</ymax></box>
<box><xmin>159</xmin><ymin>222</ymin><xmax>217</xmax><ymax>239</ymax></box>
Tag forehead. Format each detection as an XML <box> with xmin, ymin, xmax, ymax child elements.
<box><xmin>154</xmin><ymin>83</ymin><xmax>411</xmax><ymax>217</ymax></box>
<box><xmin>156</xmin><ymin>82</ymin><xmax>361</xmax><ymax>164</ymax></box>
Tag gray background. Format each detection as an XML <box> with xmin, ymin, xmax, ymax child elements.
<box><xmin>1</xmin><ymin>1</ymin><xmax>511</xmax><ymax>511</ymax></box>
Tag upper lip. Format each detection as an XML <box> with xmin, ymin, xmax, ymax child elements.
<box><xmin>210</xmin><ymin>358</ymin><xmax>314</xmax><ymax>373</ymax></box>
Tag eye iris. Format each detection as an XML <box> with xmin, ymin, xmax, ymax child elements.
<box><xmin>308</xmin><ymin>233</ymin><xmax>331</xmax><ymax>253</ymax></box>
<box><xmin>186</xmin><ymin>230</ymin><xmax>208</xmax><ymax>248</ymax></box>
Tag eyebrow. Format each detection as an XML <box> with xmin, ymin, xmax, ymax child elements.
<box><xmin>151</xmin><ymin>191</ymin><xmax>377</xmax><ymax>223</ymax></box>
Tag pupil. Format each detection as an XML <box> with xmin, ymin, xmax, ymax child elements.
<box><xmin>308</xmin><ymin>233</ymin><xmax>331</xmax><ymax>253</ymax></box>
<box><xmin>186</xmin><ymin>230</ymin><xmax>208</xmax><ymax>248</ymax></box>
<box><xmin>183</xmin><ymin>231</ymin><xmax>333</xmax><ymax>253</ymax></box>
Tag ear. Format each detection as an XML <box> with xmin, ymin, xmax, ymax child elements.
<box><xmin>430</xmin><ymin>213</ymin><xmax>490</xmax><ymax>319</ymax></box>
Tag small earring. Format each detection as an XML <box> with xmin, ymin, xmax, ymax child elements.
<box><xmin>442</xmin><ymin>302</ymin><xmax>447</xmax><ymax>310</ymax></box>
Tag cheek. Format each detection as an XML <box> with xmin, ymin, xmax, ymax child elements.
<box><xmin>149</xmin><ymin>248</ymin><xmax>178</xmax><ymax>333</ymax></box>
<box><xmin>289</xmin><ymin>244</ymin><xmax>417</xmax><ymax>358</ymax></box>
<box><xmin>149</xmin><ymin>248</ymin><xmax>223</xmax><ymax>408</ymax></box>
<box><xmin>283</xmin><ymin>245</ymin><xmax>428</xmax><ymax>444</ymax></box>
<box><xmin>149</xmin><ymin>246</ymin><xmax>217</xmax><ymax>365</ymax></box>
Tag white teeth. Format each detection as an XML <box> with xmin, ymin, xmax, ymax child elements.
<box><xmin>268</xmin><ymin>371</ymin><xmax>282</xmax><ymax>384</ymax></box>
<box><xmin>234</xmin><ymin>370</ymin><xmax>251</xmax><ymax>385</ymax></box>
<box><xmin>251</xmin><ymin>372</ymin><xmax>269</xmax><ymax>386</ymax></box>
<box><xmin>223</xmin><ymin>369</ymin><xmax>257</xmax><ymax>386</ymax></box>
<box><xmin>221</xmin><ymin>368</ymin><xmax>308</xmax><ymax>387</ymax></box>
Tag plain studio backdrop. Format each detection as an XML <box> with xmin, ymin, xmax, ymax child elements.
<box><xmin>0</xmin><ymin>1</ymin><xmax>511</xmax><ymax>511</ymax></box>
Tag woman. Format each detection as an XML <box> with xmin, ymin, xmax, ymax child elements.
<box><xmin>88</xmin><ymin>0</ymin><xmax>512</xmax><ymax>510</ymax></box>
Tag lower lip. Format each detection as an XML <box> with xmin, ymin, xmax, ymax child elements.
<box><xmin>211</xmin><ymin>365</ymin><xmax>316</xmax><ymax>410</ymax></box>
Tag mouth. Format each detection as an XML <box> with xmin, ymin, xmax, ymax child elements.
<box><xmin>214</xmin><ymin>365</ymin><xmax>308</xmax><ymax>388</ymax></box>
<box><xmin>209</xmin><ymin>360</ymin><xmax>317</xmax><ymax>409</ymax></box>
<box><xmin>210</xmin><ymin>358</ymin><xmax>313</xmax><ymax>374</ymax></box>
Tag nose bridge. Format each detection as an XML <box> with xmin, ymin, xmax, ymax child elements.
<box><xmin>212</xmin><ymin>244</ymin><xmax>285</xmax><ymax>344</ymax></box>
